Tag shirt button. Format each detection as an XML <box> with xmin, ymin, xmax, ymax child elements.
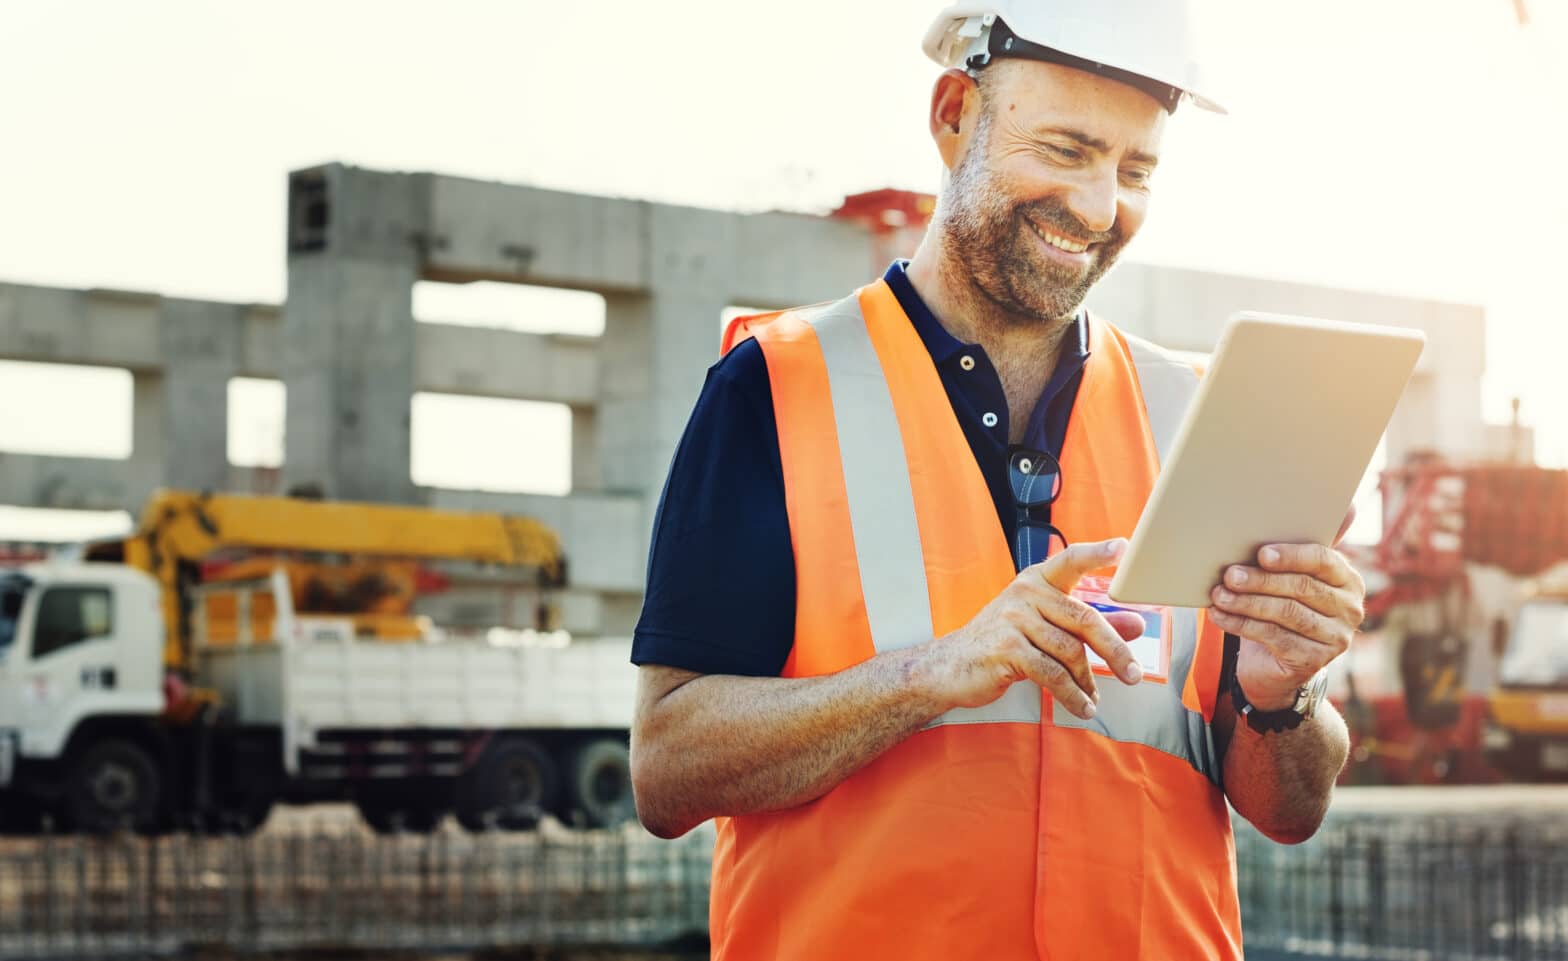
<box><xmin>959</xmin><ymin>354</ymin><xmax>976</xmax><ymax>371</ymax></box>
<box><xmin>1019</xmin><ymin>458</ymin><xmax>1034</xmax><ymax>475</ymax></box>
<box><xmin>982</xmin><ymin>412</ymin><xmax>999</xmax><ymax>429</ymax></box>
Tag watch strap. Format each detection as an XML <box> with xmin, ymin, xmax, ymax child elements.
<box><xmin>1231</xmin><ymin>672</ymin><xmax>1325</xmax><ymax>734</ymax></box>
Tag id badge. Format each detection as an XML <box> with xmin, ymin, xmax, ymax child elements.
<box><xmin>1071</xmin><ymin>575</ymin><xmax>1172</xmax><ymax>683</ymax></box>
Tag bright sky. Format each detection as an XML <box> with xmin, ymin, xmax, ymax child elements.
<box><xmin>1</xmin><ymin>0</ymin><xmax>1564</xmax><ymax>543</ymax></box>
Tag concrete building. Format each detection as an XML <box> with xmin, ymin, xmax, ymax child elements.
<box><xmin>0</xmin><ymin>163</ymin><xmax>1489</xmax><ymax>636</ymax></box>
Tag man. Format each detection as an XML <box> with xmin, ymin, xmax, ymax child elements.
<box><xmin>629</xmin><ymin>2</ymin><xmax>1363</xmax><ymax>958</ymax></box>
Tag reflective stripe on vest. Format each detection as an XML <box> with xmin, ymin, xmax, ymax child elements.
<box><xmin>714</xmin><ymin>281</ymin><xmax>1243</xmax><ymax>961</ymax></box>
<box><xmin>804</xmin><ymin>294</ymin><xmax>1042</xmax><ymax>726</ymax></box>
<box><xmin>805</xmin><ymin>297</ymin><xmax>936</xmax><ymax>655</ymax></box>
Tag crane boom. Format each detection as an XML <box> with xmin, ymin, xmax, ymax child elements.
<box><xmin>107</xmin><ymin>489</ymin><xmax>565</xmax><ymax>668</ymax></box>
<box><xmin>133</xmin><ymin>490</ymin><xmax>561</xmax><ymax>569</ymax></box>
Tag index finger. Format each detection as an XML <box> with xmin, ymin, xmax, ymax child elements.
<box><xmin>1037</xmin><ymin>538</ymin><xmax>1127</xmax><ymax>594</ymax></box>
<box><xmin>1257</xmin><ymin>542</ymin><xmax>1354</xmax><ymax>589</ymax></box>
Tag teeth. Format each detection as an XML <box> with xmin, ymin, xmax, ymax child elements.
<box><xmin>1030</xmin><ymin>219</ymin><xmax>1090</xmax><ymax>254</ymax></box>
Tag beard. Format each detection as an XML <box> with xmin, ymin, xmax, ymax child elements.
<box><xmin>939</xmin><ymin>115</ymin><xmax>1132</xmax><ymax>324</ymax></box>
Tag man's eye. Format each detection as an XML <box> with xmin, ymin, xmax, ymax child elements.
<box><xmin>1120</xmin><ymin>168</ymin><xmax>1152</xmax><ymax>187</ymax></box>
<box><xmin>1047</xmin><ymin>144</ymin><xmax>1083</xmax><ymax>162</ymax></box>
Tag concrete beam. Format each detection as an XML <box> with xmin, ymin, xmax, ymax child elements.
<box><xmin>0</xmin><ymin>283</ymin><xmax>275</xmax><ymax>375</ymax></box>
<box><xmin>0</xmin><ymin>282</ymin><xmax>601</xmax><ymax>408</ymax></box>
<box><xmin>414</xmin><ymin>324</ymin><xmax>599</xmax><ymax>405</ymax></box>
<box><xmin>0</xmin><ymin>453</ymin><xmax>148</xmax><ymax>512</ymax></box>
<box><xmin>1089</xmin><ymin>262</ymin><xmax>1485</xmax><ymax>374</ymax></box>
<box><xmin>424</xmin><ymin>174</ymin><xmax>648</xmax><ymax>292</ymax></box>
<box><xmin>419</xmin><ymin>172</ymin><xmax>870</xmax><ymax>305</ymax></box>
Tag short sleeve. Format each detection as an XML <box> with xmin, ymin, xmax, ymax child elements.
<box><xmin>630</xmin><ymin>338</ymin><xmax>797</xmax><ymax>676</ymax></box>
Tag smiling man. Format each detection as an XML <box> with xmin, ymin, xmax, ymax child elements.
<box><xmin>629</xmin><ymin>2</ymin><xmax>1360</xmax><ymax>959</ymax></box>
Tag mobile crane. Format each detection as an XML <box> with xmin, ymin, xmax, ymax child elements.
<box><xmin>0</xmin><ymin>490</ymin><xmax>638</xmax><ymax>835</ymax></box>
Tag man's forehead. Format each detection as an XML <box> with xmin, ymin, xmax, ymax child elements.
<box><xmin>986</xmin><ymin>59</ymin><xmax>1167</xmax><ymax>150</ymax></box>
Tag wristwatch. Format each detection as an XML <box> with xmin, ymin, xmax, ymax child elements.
<box><xmin>1230</xmin><ymin>670</ymin><xmax>1329</xmax><ymax>734</ymax></box>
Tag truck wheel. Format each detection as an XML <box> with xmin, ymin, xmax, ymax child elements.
<box><xmin>454</xmin><ymin>738</ymin><xmax>557</xmax><ymax>832</ymax></box>
<box><xmin>355</xmin><ymin>794</ymin><xmax>447</xmax><ymax>834</ymax></box>
<box><xmin>69</xmin><ymin>739</ymin><xmax>163</xmax><ymax>835</ymax></box>
<box><xmin>214</xmin><ymin>783</ymin><xmax>276</xmax><ymax>836</ymax></box>
<box><xmin>564</xmin><ymin>738</ymin><xmax>636</xmax><ymax>829</ymax></box>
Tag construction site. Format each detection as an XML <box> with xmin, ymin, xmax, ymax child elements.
<box><xmin>0</xmin><ymin>162</ymin><xmax>1562</xmax><ymax>960</ymax></box>
<box><xmin>3</xmin><ymin>2</ymin><xmax>1567</xmax><ymax>959</ymax></box>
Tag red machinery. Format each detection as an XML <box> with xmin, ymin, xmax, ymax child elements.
<box><xmin>1335</xmin><ymin>458</ymin><xmax>1568</xmax><ymax>784</ymax></box>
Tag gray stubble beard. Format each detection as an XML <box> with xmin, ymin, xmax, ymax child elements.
<box><xmin>936</xmin><ymin>111</ymin><xmax>1126</xmax><ymax>327</ymax></box>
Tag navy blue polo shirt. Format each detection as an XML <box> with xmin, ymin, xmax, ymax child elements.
<box><xmin>630</xmin><ymin>261</ymin><xmax>1090</xmax><ymax>677</ymax></box>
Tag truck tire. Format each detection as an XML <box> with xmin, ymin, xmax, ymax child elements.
<box><xmin>355</xmin><ymin>791</ymin><xmax>448</xmax><ymax>834</ymax></box>
<box><xmin>454</xmin><ymin>738</ymin><xmax>557</xmax><ymax>832</ymax></box>
<box><xmin>563</xmin><ymin>738</ymin><xmax>636</xmax><ymax>829</ymax></box>
<box><xmin>214</xmin><ymin>782</ymin><xmax>276</xmax><ymax>836</ymax></box>
<box><xmin>69</xmin><ymin>739</ymin><xmax>163</xmax><ymax>835</ymax></box>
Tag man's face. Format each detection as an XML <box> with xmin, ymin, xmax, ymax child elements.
<box><xmin>940</xmin><ymin>60</ymin><xmax>1167</xmax><ymax>323</ymax></box>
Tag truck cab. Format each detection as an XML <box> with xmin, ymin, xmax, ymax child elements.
<box><xmin>0</xmin><ymin>563</ymin><xmax>167</xmax><ymax>830</ymax></box>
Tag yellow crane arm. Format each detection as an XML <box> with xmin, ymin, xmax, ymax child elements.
<box><xmin>120</xmin><ymin>489</ymin><xmax>565</xmax><ymax>669</ymax></box>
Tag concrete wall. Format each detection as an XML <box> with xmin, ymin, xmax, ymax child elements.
<box><xmin>0</xmin><ymin>163</ymin><xmax>1490</xmax><ymax>635</ymax></box>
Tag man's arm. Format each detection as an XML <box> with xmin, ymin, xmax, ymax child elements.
<box><xmin>631</xmin><ymin>652</ymin><xmax>944</xmax><ymax>839</ymax></box>
<box><xmin>1213</xmin><ymin>682</ymin><xmax>1349</xmax><ymax>844</ymax></box>
<box><xmin>1209</xmin><ymin>535</ymin><xmax>1363</xmax><ymax>844</ymax></box>
<box><xmin>631</xmin><ymin>540</ymin><xmax>1147</xmax><ymax>839</ymax></box>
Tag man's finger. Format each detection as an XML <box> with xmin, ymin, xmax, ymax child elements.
<box><xmin>1257</xmin><ymin>542</ymin><xmax>1354</xmax><ymax>589</ymax></box>
<box><xmin>1061</xmin><ymin>595</ymin><xmax>1142</xmax><ymax>685</ymax></box>
<box><xmin>1039</xmin><ymin>623</ymin><xmax>1101</xmax><ymax>703</ymax></box>
<box><xmin>1015</xmin><ymin>645</ymin><xmax>1097</xmax><ymax>720</ymax></box>
<box><xmin>1036</xmin><ymin>538</ymin><xmax>1127</xmax><ymax>594</ymax></box>
<box><xmin>1220</xmin><ymin>565</ymin><xmax>1349</xmax><ymax>621</ymax></box>
<box><xmin>1210</xmin><ymin>586</ymin><xmax>1347</xmax><ymax>651</ymax></box>
<box><xmin>1022</xmin><ymin>577</ymin><xmax>1142</xmax><ymax>685</ymax></box>
<box><xmin>1010</xmin><ymin>611</ymin><xmax>1099</xmax><ymax>702</ymax></box>
<box><xmin>1104</xmin><ymin>609</ymin><xmax>1147</xmax><ymax>642</ymax></box>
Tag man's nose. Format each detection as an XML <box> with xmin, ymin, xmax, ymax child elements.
<box><xmin>1064</xmin><ymin>170</ymin><xmax>1119</xmax><ymax>236</ymax></box>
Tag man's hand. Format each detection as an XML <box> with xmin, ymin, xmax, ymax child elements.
<box><xmin>921</xmin><ymin>538</ymin><xmax>1147</xmax><ymax>720</ymax></box>
<box><xmin>1208</xmin><ymin>507</ymin><xmax>1367</xmax><ymax>710</ymax></box>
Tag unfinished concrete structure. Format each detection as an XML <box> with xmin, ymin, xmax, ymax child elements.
<box><xmin>0</xmin><ymin>163</ymin><xmax>1491</xmax><ymax>636</ymax></box>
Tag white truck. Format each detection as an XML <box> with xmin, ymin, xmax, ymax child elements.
<box><xmin>0</xmin><ymin>495</ymin><xmax>640</xmax><ymax>837</ymax></box>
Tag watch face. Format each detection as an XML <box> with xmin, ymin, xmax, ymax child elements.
<box><xmin>1298</xmin><ymin>671</ymin><xmax>1329</xmax><ymax>717</ymax></box>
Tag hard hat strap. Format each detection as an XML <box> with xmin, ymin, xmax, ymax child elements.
<box><xmin>965</xmin><ymin>17</ymin><xmax>1183</xmax><ymax>115</ymax></box>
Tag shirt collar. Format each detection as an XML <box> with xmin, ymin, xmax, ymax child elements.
<box><xmin>882</xmin><ymin>259</ymin><xmax>1090</xmax><ymax>363</ymax></box>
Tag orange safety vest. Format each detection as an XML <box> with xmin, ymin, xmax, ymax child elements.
<box><xmin>712</xmin><ymin>279</ymin><xmax>1243</xmax><ymax>961</ymax></box>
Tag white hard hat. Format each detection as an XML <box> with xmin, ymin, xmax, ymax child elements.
<box><xmin>922</xmin><ymin>0</ymin><xmax>1225</xmax><ymax>115</ymax></box>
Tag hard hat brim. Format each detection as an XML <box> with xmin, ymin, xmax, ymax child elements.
<box><xmin>922</xmin><ymin>4</ymin><xmax>1226</xmax><ymax>115</ymax></box>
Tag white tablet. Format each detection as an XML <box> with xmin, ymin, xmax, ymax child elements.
<box><xmin>1108</xmin><ymin>312</ymin><xmax>1426</xmax><ymax>608</ymax></box>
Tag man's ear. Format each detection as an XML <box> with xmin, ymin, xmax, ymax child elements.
<box><xmin>929</xmin><ymin>68</ymin><xmax>983</xmax><ymax>171</ymax></box>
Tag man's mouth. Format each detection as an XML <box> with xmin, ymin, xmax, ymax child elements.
<box><xmin>1025</xmin><ymin>216</ymin><xmax>1093</xmax><ymax>255</ymax></box>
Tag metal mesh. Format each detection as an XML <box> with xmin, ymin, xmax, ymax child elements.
<box><xmin>4</xmin><ymin>810</ymin><xmax>1567</xmax><ymax>959</ymax></box>
<box><xmin>1236</xmin><ymin>812</ymin><xmax>1568</xmax><ymax>960</ymax></box>
<box><xmin>0</xmin><ymin>819</ymin><xmax>712</xmax><ymax>959</ymax></box>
